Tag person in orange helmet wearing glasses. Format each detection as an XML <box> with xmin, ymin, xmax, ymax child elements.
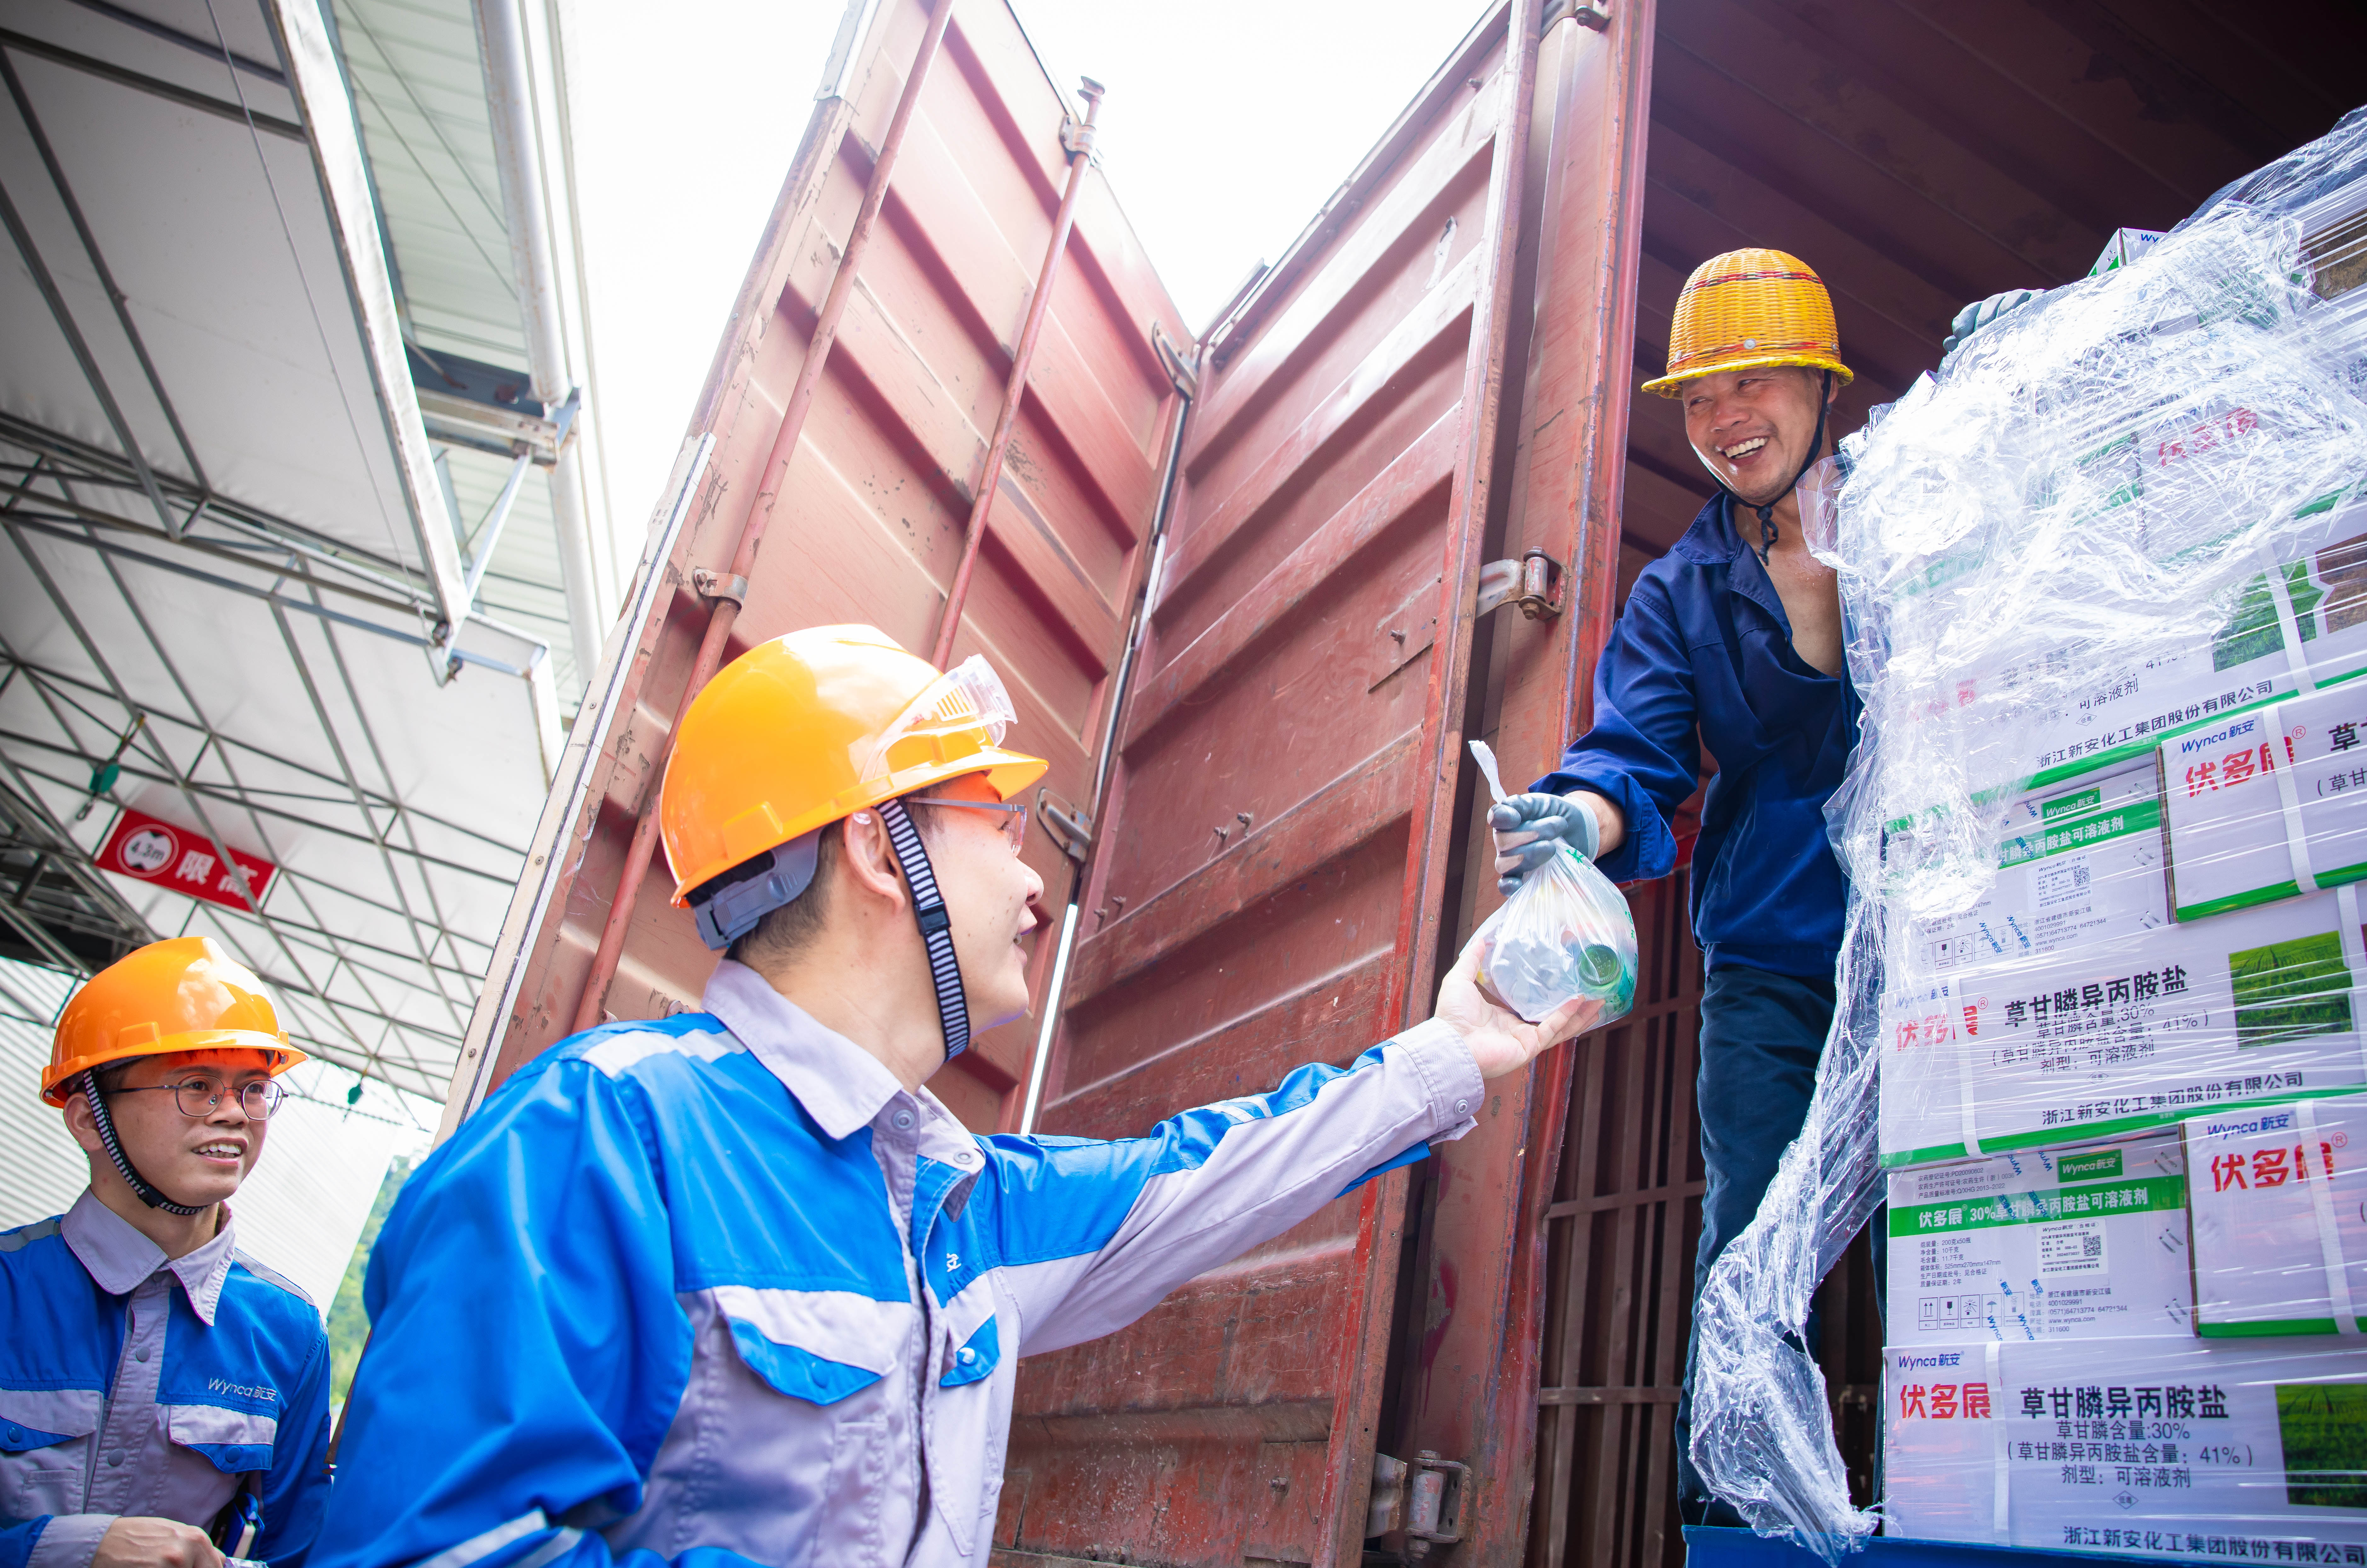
<box><xmin>318</xmin><ymin>625</ymin><xmax>1598</xmax><ymax>1568</ymax></box>
<box><xmin>1</xmin><ymin>937</ymin><xmax>333</xmax><ymax>1568</ymax></box>
<box><xmin>1486</xmin><ymin>250</ymin><xmax>1881</xmax><ymax>1526</ymax></box>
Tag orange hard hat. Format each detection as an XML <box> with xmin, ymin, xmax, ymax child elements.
<box><xmin>1644</xmin><ymin>248</ymin><xmax>1853</xmax><ymax>397</ymax></box>
<box><xmin>43</xmin><ymin>936</ymin><xmax>303</xmax><ymax>1106</ymax></box>
<box><xmin>660</xmin><ymin>626</ymin><xmax>1048</xmax><ymax>908</ymax></box>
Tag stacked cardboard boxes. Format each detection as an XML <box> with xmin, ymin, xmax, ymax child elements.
<box><xmin>1867</xmin><ymin>198</ymin><xmax>2367</xmax><ymax>1562</ymax></box>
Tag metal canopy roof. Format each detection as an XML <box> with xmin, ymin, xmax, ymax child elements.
<box><xmin>333</xmin><ymin>0</ymin><xmax>619</xmax><ymax>691</ymax></box>
<box><xmin>0</xmin><ymin>0</ymin><xmax>616</xmax><ymax>1105</ymax></box>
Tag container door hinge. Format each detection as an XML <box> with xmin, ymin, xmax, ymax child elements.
<box><xmin>1367</xmin><ymin>1451</ymin><xmax>1470</xmax><ymax>1561</ymax></box>
<box><xmin>1060</xmin><ymin>79</ymin><xmax>1105</xmax><ymax>160</ymax></box>
<box><xmin>1541</xmin><ymin>0</ymin><xmax>1612</xmax><ymax>30</ymax></box>
<box><xmin>1152</xmin><ymin>321</ymin><xmax>1200</xmax><ymax>398</ymax></box>
<box><xmin>1476</xmin><ymin>547</ymin><xmax>1564</xmax><ymax>621</ymax></box>
<box><xmin>1036</xmin><ymin>787</ymin><xmax>1092</xmax><ymax>865</ymax></box>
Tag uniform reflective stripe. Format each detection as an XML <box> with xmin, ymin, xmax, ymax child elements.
<box><xmin>0</xmin><ymin>1216</ymin><xmax>59</xmax><ymax>1252</ymax></box>
<box><xmin>413</xmin><ymin>1510</ymin><xmax>550</xmax><ymax>1568</ymax></box>
<box><xmin>581</xmin><ymin>1021</ymin><xmax>741</xmax><ymax>1077</ymax></box>
<box><xmin>511</xmin><ymin>1530</ymin><xmax>583</xmax><ymax>1568</ymax></box>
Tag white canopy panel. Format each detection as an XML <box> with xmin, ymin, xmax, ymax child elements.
<box><xmin>0</xmin><ymin>0</ymin><xmax>592</xmax><ymax>1103</ymax></box>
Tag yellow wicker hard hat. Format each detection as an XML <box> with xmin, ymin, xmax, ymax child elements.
<box><xmin>1643</xmin><ymin>248</ymin><xmax>1853</xmax><ymax>398</ymax></box>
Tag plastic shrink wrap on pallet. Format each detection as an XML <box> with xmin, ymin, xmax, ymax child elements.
<box><xmin>1688</xmin><ymin>109</ymin><xmax>2367</xmax><ymax>1559</ymax></box>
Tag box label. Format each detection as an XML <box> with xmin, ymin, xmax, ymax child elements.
<box><xmin>2037</xmin><ymin>1220</ymin><xmax>2110</xmax><ymax>1273</ymax></box>
<box><xmin>1877</xmin><ymin>507</ymin><xmax>2367</xmax><ymax>816</ymax></box>
<box><xmin>1886</xmin><ymin>1338</ymin><xmax>2367</xmax><ymax>1558</ymax></box>
<box><xmin>2161</xmin><ymin>674</ymin><xmax>2367</xmax><ymax>919</ymax></box>
<box><xmin>1888</xmin><ymin>1135</ymin><xmax>2192</xmax><ymax>1343</ymax></box>
<box><xmin>2185</xmin><ymin>1095</ymin><xmax>2367</xmax><ymax>1336</ymax></box>
<box><xmin>1882</xmin><ymin>858</ymin><xmax>2367</xmax><ymax>1163</ymax></box>
<box><xmin>2061</xmin><ymin>1148</ymin><xmax>2128</xmax><ymax>1182</ymax></box>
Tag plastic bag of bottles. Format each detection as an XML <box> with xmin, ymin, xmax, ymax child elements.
<box><xmin>1467</xmin><ymin>741</ymin><xmax>1637</xmax><ymax>1027</ymax></box>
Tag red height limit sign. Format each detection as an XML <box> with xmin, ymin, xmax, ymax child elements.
<box><xmin>98</xmin><ymin>807</ymin><xmax>277</xmax><ymax>912</ymax></box>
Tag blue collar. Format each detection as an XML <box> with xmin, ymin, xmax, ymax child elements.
<box><xmin>1668</xmin><ymin>489</ymin><xmax>1747</xmax><ymax>565</ymax></box>
<box><xmin>1669</xmin><ymin>493</ymin><xmax>1795</xmax><ymax>636</ymax></box>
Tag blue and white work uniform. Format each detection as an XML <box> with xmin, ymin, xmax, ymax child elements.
<box><xmin>316</xmin><ymin>961</ymin><xmax>1485</xmax><ymax>1568</ymax></box>
<box><xmin>0</xmin><ymin>1193</ymin><xmax>333</xmax><ymax>1568</ymax></box>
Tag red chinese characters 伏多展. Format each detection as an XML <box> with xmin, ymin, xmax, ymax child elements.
<box><xmin>2208</xmin><ymin>1141</ymin><xmax>2338</xmax><ymax>1192</ymax></box>
<box><xmin>97</xmin><ymin>807</ymin><xmax>276</xmax><ymax>912</ymax></box>
<box><xmin>1898</xmin><ymin>1382</ymin><xmax>1995</xmax><ymax>1419</ymax></box>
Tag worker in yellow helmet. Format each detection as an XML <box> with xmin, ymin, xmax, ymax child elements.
<box><xmin>1485</xmin><ymin>249</ymin><xmax>1878</xmax><ymax>1527</ymax></box>
<box><xmin>319</xmin><ymin>626</ymin><xmax>1595</xmax><ymax>1568</ymax></box>
<box><xmin>2</xmin><ymin>937</ymin><xmax>332</xmax><ymax>1567</ymax></box>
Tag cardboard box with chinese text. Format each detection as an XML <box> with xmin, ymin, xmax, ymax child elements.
<box><xmin>2186</xmin><ymin>1096</ymin><xmax>2367</xmax><ymax>1337</ymax></box>
<box><xmin>1889</xmin><ymin>1132</ymin><xmax>2193</xmax><ymax>1345</ymax></box>
<box><xmin>1883</xmin><ymin>1337</ymin><xmax>2367</xmax><ymax>1556</ymax></box>
<box><xmin>1882</xmin><ymin>768</ymin><xmax>2367</xmax><ymax>1165</ymax></box>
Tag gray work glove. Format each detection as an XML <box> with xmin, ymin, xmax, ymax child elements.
<box><xmin>1941</xmin><ymin>288</ymin><xmax>2042</xmax><ymax>357</ymax></box>
<box><xmin>1488</xmin><ymin>793</ymin><xmax>1599</xmax><ymax>896</ymax></box>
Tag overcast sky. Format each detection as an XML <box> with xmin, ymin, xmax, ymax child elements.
<box><xmin>568</xmin><ymin>0</ymin><xmax>1490</xmax><ymax>542</ymax></box>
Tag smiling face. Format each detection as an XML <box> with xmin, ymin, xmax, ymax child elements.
<box><xmin>920</xmin><ymin>771</ymin><xmax>1046</xmax><ymax>1034</ymax></box>
<box><xmin>67</xmin><ymin>1048</ymin><xmax>277</xmax><ymax>1210</ymax></box>
<box><xmin>1681</xmin><ymin>366</ymin><xmax>1835</xmax><ymax>508</ymax></box>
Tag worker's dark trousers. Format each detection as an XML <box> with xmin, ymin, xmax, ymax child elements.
<box><xmin>1672</xmin><ymin>963</ymin><xmax>1886</xmax><ymax>1526</ymax></box>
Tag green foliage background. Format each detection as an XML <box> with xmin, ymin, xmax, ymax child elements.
<box><xmin>328</xmin><ymin>1154</ymin><xmax>410</xmax><ymax>1404</ymax></box>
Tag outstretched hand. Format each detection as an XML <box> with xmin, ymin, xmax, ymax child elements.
<box><xmin>1431</xmin><ymin>926</ymin><xmax>1601</xmax><ymax>1079</ymax></box>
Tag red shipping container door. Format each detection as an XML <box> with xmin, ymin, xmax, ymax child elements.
<box><xmin>1000</xmin><ymin>3</ymin><xmax>1655</xmax><ymax>1564</ymax></box>
<box><xmin>450</xmin><ymin>0</ymin><xmax>1190</xmax><ymax>1130</ymax></box>
<box><xmin>450</xmin><ymin>0</ymin><xmax>1667</xmax><ymax>1563</ymax></box>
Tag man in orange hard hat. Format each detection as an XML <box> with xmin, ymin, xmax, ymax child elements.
<box><xmin>1487</xmin><ymin>250</ymin><xmax>1877</xmax><ymax>1525</ymax></box>
<box><xmin>319</xmin><ymin>625</ymin><xmax>1597</xmax><ymax>1568</ymax></box>
<box><xmin>1</xmin><ymin>937</ymin><xmax>333</xmax><ymax>1568</ymax></box>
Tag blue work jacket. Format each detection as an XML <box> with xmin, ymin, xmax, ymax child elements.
<box><xmin>1537</xmin><ymin>492</ymin><xmax>1860</xmax><ymax>977</ymax></box>
<box><xmin>0</xmin><ymin>1193</ymin><xmax>332</xmax><ymax>1568</ymax></box>
<box><xmin>313</xmin><ymin>961</ymin><xmax>1483</xmax><ymax>1568</ymax></box>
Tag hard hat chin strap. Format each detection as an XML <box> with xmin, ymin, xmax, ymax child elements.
<box><xmin>877</xmin><ymin>798</ymin><xmax>973</xmax><ymax>1062</ymax></box>
<box><xmin>81</xmin><ymin>1069</ymin><xmax>204</xmax><ymax>1216</ymax></box>
<box><xmin>1733</xmin><ymin>369</ymin><xmax>1834</xmax><ymax>569</ymax></box>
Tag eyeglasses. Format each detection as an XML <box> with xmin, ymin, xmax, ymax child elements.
<box><xmin>109</xmin><ymin>1078</ymin><xmax>286</xmax><ymax>1121</ymax></box>
<box><xmin>904</xmin><ymin>796</ymin><xmax>1029</xmax><ymax>856</ymax></box>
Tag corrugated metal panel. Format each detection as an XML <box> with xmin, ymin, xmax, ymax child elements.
<box><xmin>332</xmin><ymin>0</ymin><xmax>525</xmax><ymax>369</ymax></box>
<box><xmin>1377</xmin><ymin>2</ymin><xmax>1659</xmax><ymax>1560</ymax></box>
<box><xmin>451</xmin><ymin>0</ymin><xmax>1189</xmax><ymax>1130</ymax></box>
<box><xmin>0</xmin><ymin>956</ymin><xmax>84</xmax><ymax>1229</ymax></box>
<box><xmin>998</xmin><ymin>6</ymin><xmax>1543</xmax><ymax>1564</ymax></box>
